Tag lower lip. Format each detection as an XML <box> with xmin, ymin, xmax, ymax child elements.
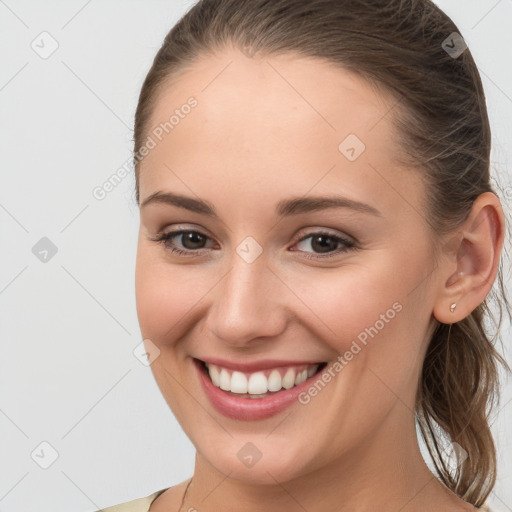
<box><xmin>193</xmin><ymin>358</ymin><xmax>325</xmax><ymax>421</ymax></box>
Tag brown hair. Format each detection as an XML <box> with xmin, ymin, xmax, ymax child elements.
<box><xmin>132</xmin><ymin>0</ymin><xmax>511</xmax><ymax>506</ymax></box>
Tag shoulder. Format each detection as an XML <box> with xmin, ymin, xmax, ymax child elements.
<box><xmin>96</xmin><ymin>487</ymin><xmax>169</xmax><ymax>512</ymax></box>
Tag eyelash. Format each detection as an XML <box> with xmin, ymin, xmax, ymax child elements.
<box><xmin>149</xmin><ymin>228</ymin><xmax>356</xmax><ymax>260</ymax></box>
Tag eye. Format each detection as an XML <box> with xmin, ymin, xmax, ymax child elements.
<box><xmin>149</xmin><ymin>229</ymin><xmax>215</xmax><ymax>257</ymax></box>
<box><xmin>149</xmin><ymin>228</ymin><xmax>356</xmax><ymax>260</ymax></box>
<box><xmin>292</xmin><ymin>230</ymin><xmax>356</xmax><ymax>259</ymax></box>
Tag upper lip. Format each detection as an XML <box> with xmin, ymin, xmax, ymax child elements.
<box><xmin>195</xmin><ymin>357</ymin><xmax>326</xmax><ymax>373</ymax></box>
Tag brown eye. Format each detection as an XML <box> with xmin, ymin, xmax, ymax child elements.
<box><xmin>149</xmin><ymin>229</ymin><xmax>214</xmax><ymax>257</ymax></box>
<box><xmin>293</xmin><ymin>231</ymin><xmax>355</xmax><ymax>259</ymax></box>
<box><xmin>177</xmin><ymin>231</ymin><xmax>208</xmax><ymax>250</ymax></box>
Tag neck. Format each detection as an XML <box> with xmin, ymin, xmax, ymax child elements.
<box><xmin>181</xmin><ymin>407</ymin><xmax>470</xmax><ymax>512</ymax></box>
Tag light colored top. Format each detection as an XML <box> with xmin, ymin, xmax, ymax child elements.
<box><xmin>97</xmin><ymin>488</ymin><xmax>169</xmax><ymax>512</ymax></box>
<box><xmin>96</xmin><ymin>488</ymin><xmax>494</xmax><ymax>512</ymax></box>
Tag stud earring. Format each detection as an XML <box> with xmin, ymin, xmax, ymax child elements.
<box><xmin>450</xmin><ymin>303</ymin><xmax>457</xmax><ymax>313</ymax></box>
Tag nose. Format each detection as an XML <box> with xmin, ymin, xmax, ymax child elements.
<box><xmin>206</xmin><ymin>246</ymin><xmax>289</xmax><ymax>348</ymax></box>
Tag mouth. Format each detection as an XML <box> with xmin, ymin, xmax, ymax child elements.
<box><xmin>194</xmin><ymin>358</ymin><xmax>329</xmax><ymax>399</ymax></box>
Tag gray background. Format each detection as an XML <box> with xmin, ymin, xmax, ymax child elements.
<box><xmin>0</xmin><ymin>1</ymin><xmax>510</xmax><ymax>511</ymax></box>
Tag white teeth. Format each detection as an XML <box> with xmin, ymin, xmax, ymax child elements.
<box><xmin>282</xmin><ymin>368</ymin><xmax>296</xmax><ymax>389</ymax></box>
<box><xmin>219</xmin><ymin>368</ymin><xmax>231</xmax><ymax>391</ymax></box>
<box><xmin>294</xmin><ymin>369</ymin><xmax>308</xmax><ymax>385</ymax></box>
<box><xmin>248</xmin><ymin>372</ymin><xmax>268</xmax><ymax>394</ymax></box>
<box><xmin>204</xmin><ymin>362</ymin><xmax>320</xmax><ymax>395</ymax></box>
<box><xmin>231</xmin><ymin>371</ymin><xmax>248</xmax><ymax>393</ymax></box>
<box><xmin>209</xmin><ymin>364</ymin><xmax>220</xmax><ymax>386</ymax></box>
<box><xmin>267</xmin><ymin>369</ymin><xmax>282</xmax><ymax>392</ymax></box>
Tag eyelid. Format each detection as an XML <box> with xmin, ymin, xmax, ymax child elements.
<box><xmin>154</xmin><ymin>227</ymin><xmax>215</xmax><ymax>250</ymax></box>
<box><xmin>151</xmin><ymin>224</ymin><xmax>358</xmax><ymax>260</ymax></box>
<box><xmin>157</xmin><ymin>225</ymin><xmax>355</xmax><ymax>246</ymax></box>
<box><xmin>295</xmin><ymin>226</ymin><xmax>355</xmax><ymax>244</ymax></box>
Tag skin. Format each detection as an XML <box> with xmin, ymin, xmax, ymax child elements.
<box><xmin>134</xmin><ymin>48</ymin><xmax>505</xmax><ymax>512</ymax></box>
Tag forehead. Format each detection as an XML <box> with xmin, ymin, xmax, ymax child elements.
<box><xmin>145</xmin><ymin>49</ymin><xmax>395</xmax><ymax>150</ymax></box>
<box><xmin>138</xmin><ymin>49</ymin><xmax>424</xmax><ymax>221</ymax></box>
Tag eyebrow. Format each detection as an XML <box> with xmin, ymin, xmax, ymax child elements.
<box><xmin>140</xmin><ymin>191</ymin><xmax>382</xmax><ymax>218</ymax></box>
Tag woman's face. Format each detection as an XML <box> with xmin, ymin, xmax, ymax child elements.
<box><xmin>135</xmin><ymin>49</ymin><xmax>444</xmax><ymax>484</ymax></box>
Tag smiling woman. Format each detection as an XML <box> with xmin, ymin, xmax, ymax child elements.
<box><xmin>98</xmin><ymin>1</ymin><xmax>509</xmax><ymax>511</ymax></box>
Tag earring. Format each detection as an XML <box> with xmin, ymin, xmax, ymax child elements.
<box><xmin>450</xmin><ymin>303</ymin><xmax>457</xmax><ymax>313</ymax></box>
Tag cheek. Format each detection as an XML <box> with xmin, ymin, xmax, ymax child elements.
<box><xmin>292</xmin><ymin>258</ymin><xmax>403</xmax><ymax>344</ymax></box>
<box><xmin>295</xmin><ymin>253</ymin><xmax>427</xmax><ymax>389</ymax></box>
<box><xmin>135</xmin><ymin>245</ymin><xmax>212</xmax><ymax>343</ymax></box>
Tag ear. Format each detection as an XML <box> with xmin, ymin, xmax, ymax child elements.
<box><xmin>432</xmin><ymin>192</ymin><xmax>505</xmax><ymax>324</ymax></box>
